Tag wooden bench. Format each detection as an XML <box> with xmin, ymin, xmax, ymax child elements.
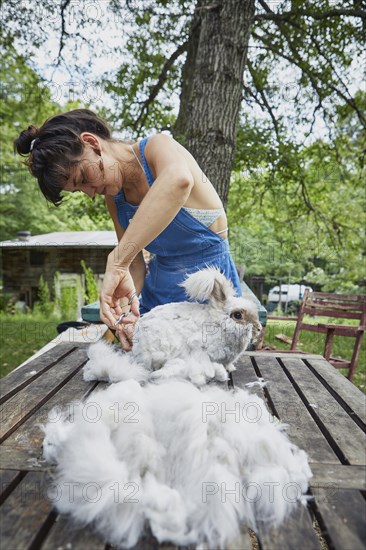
<box><xmin>290</xmin><ymin>291</ymin><xmax>366</xmax><ymax>381</ymax></box>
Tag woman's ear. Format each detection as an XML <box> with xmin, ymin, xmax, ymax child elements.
<box><xmin>80</xmin><ymin>132</ymin><xmax>101</xmax><ymax>155</ymax></box>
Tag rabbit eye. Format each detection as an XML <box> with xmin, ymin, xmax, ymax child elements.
<box><xmin>231</xmin><ymin>311</ymin><xmax>243</xmax><ymax>320</ymax></box>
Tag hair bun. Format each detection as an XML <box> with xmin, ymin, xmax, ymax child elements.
<box><xmin>14</xmin><ymin>125</ymin><xmax>40</xmax><ymax>155</ymax></box>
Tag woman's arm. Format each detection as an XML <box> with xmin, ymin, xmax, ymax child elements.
<box><xmin>105</xmin><ymin>194</ymin><xmax>125</xmax><ymax>242</ymax></box>
<box><xmin>101</xmin><ymin>135</ymin><xmax>194</xmax><ymax>327</ymax></box>
<box><xmin>104</xmin><ymin>196</ymin><xmax>147</xmax><ymax>348</ymax></box>
<box><xmin>105</xmin><ymin>196</ymin><xmax>147</xmax><ymax>297</ymax></box>
<box><xmin>108</xmin><ymin>134</ymin><xmax>194</xmax><ymax>269</ymax></box>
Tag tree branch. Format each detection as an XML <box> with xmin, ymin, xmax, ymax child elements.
<box><xmin>131</xmin><ymin>39</ymin><xmax>189</xmax><ymax>131</ymax></box>
<box><xmin>255</xmin><ymin>9</ymin><xmax>366</xmax><ymax>22</ymax></box>
<box><xmin>56</xmin><ymin>0</ymin><xmax>72</xmax><ymax>67</ymax></box>
<box><xmin>251</xmin><ymin>30</ymin><xmax>324</xmax><ymax>101</ymax></box>
<box><xmin>246</xmin><ymin>58</ymin><xmax>281</xmax><ymax>141</ymax></box>
<box><xmin>255</xmin><ymin>1</ymin><xmax>366</xmax><ymax>21</ymax></box>
<box><xmin>252</xmin><ymin>26</ymin><xmax>366</xmax><ymax>128</ymax></box>
<box><xmin>256</xmin><ymin>1</ymin><xmax>366</xmax><ymax>127</ymax></box>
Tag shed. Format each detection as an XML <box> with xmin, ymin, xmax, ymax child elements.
<box><xmin>0</xmin><ymin>231</ymin><xmax>117</xmax><ymax>307</ymax></box>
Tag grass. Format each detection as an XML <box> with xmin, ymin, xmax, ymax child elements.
<box><xmin>263</xmin><ymin>317</ymin><xmax>366</xmax><ymax>393</ymax></box>
<box><xmin>0</xmin><ymin>312</ymin><xmax>62</xmax><ymax>378</ymax></box>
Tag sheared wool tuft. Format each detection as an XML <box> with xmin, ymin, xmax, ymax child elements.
<box><xmin>43</xmin><ymin>377</ymin><xmax>312</xmax><ymax>549</ymax></box>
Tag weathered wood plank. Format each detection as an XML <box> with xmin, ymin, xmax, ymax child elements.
<box><xmin>0</xmin><ymin>469</ymin><xmax>24</xmax><ymax>505</ymax></box>
<box><xmin>302</xmin><ymin>307</ymin><xmax>362</xmax><ymax>320</ymax></box>
<box><xmin>0</xmin><ymin>447</ymin><xmax>50</xmax><ymax>471</ymax></box>
<box><xmin>257</xmin><ymin>505</ymin><xmax>321</xmax><ymax>550</ymax></box>
<box><xmin>2</xmin><ymin>347</ymin><xmax>364</xmax><ymax>550</ymax></box>
<box><xmin>309</xmin><ymin>463</ymin><xmax>366</xmax><ymax>490</ymax></box>
<box><xmin>0</xmin><ymin>343</ymin><xmax>79</xmax><ymax>404</ymax></box>
<box><xmin>116</xmin><ymin>527</ymin><xmax>183</xmax><ymax>550</ymax></box>
<box><xmin>246</xmin><ymin>351</ymin><xmax>322</xmax><ymax>359</ymax></box>
<box><xmin>297</xmin><ymin>321</ymin><xmax>364</xmax><ymax>336</ymax></box>
<box><xmin>253</xmin><ymin>355</ymin><xmax>339</xmax><ymax>463</ymax></box>
<box><xmin>0</xmin><ymin>470</ymin><xmax>55</xmax><ymax>549</ymax></box>
<box><xmin>305</xmin><ymin>292</ymin><xmax>365</xmax><ymax>302</ymax></box>
<box><xmin>231</xmin><ymin>356</ymin><xmax>273</xmax><ymax>430</ymax></box>
<box><xmin>313</xmin><ymin>488</ymin><xmax>366</xmax><ymax>550</ymax></box>
<box><xmin>306</xmin><ymin>357</ymin><xmax>366</xmax><ymax>425</ymax></box>
<box><xmin>226</xmin><ymin>526</ymin><xmax>252</xmax><ymax>549</ymax></box>
<box><xmin>40</xmin><ymin>515</ymin><xmax>106</xmax><ymax>550</ymax></box>
<box><xmin>280</xmin><ymin>357</ymin><xmax>366</xmax><ymax>465</ymax></box>
<box><xmin>0</xmin><ymin>347</ymin><xmax>88</xmax><ymax>444</ymax></box>
<box><xmin>232</xmin><ymin>355</ymin><xmax>266</xmax><ymax>395</ymax></box>
<box><xmin>1</xmin><ymin>370</ymin><xmax>97</xmax><ymax>465</ymax></box>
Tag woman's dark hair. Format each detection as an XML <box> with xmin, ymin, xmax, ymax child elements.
<box><xmin>14</xmin><ymin>109</ymin><xmax>113</xmax><ymax>205</ymax></box>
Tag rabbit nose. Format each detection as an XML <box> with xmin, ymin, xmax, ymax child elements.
<box><xmin>254</xmin><ymin>322</ymin><xmax>263</xmax><ymax>332</ymax></box>
<box><xmin>252</xmin><ymin>322</ymin><xmax>263</xmax><ymax>341</ymax></box>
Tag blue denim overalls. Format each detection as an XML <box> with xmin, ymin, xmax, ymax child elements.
<box><xmin>113</xmin><ymin>137</ymin><xmax>242</xmax><ymax>314</ymax></box>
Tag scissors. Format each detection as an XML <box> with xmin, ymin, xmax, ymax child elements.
<box><xmin>113</xmin><ymin>292</ymin><xmax>137</xmax><ymax>327</ymax></box>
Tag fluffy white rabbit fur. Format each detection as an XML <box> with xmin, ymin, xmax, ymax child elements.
<box><xmin>42</xmin><ymin>268</ymin><xmax>312</xmax><ymax>549</ymax></box>
<box><xmin>84</xmin><ymin>267</ymin><xmax>263</xmax><ymax>386</ymax></box>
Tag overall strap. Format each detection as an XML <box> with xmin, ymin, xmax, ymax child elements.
<box><xmin>138</xmin><ymin>137</ymin><xmax>155</xmax><ymax>185</ymax></box>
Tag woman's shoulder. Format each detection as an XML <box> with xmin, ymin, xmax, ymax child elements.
<box><xmin>143</xmin><ymin>134</ymin><xmax>186</xmax><ymax>167</ymax></box>
<box><xmin>143</xmin><ymin>134</ymin><xmax>195</xmax><ymax>188</ymax></box>
<box><xmin>143</xmin><ymin>133</ymin><xmax>176</xmax><ymax>152</ymax></box>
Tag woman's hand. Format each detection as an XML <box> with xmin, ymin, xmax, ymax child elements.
<box><xmin>115</xmin><ymin>312</ymin><xmax>139</xmax><ymax>351</ymax></box>
<box><xmin>100</xmin><ymin>263</ymin><xmax>140</xmax><ymax>348</ymax></box>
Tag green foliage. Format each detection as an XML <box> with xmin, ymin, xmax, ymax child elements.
<box><xmin>81</xmin><ymin>260</ymin><xmax>99</xmax><ymax>304</ymax></box>
<box><xmin>0</xmin><ymin>40</ymin><xmax>113</xmax><ymax>241</ymax></box>
<box><xmin>0</xmin><ymin>293</ymin><xmax>13</xmax><ymax>312</ymax></box>
<box><xmin>1</xmin><ymin>1</ymin><xmax>364</xmax><ymax>296</ymax></box>
<box><xmin>228</xmin><ymin>92</ymin><xmax>366</xmax><ymax>293</ymax></box>
<box><xmin>0</xmin><ymin>311</ymin><xmax>62</xmax><ymax>378</ymax></box>
<box><xmin>58</xmin><ymin>286</ymin><xmax>78</xmax><ymax>320</ymax></box>
<box><xmin>5</xmin><ymin>296</ymin><xmax>16</xmax><ymax>316</ymax></box>
<box><xmin>36</xmin><ymin>275</ymin><xmax>54</xmax><ymax>316</ymax></box>
<box><xmin>103</xmin><ymin>0</ymin><xmax>192</xmax><ymax>135</ymax></box>
<box><xmin>53</xmin><ymin>272</ymin><xmax>80</xmax><ymax>320</ymax></box>
<box><xmin>2</xmin><ymin>1</ymin><xmax>364</xmax><ymax>140</ymax></box>
<box><xmin>0</xmin><ymin>41</ymin><xmax>60</xmax><ymax>240</ymax></box>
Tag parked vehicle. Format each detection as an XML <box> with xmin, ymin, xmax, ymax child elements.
<box><xmin>268</xmin><ymin>284</ymin><xmax>313</xmax><ymax>305</ymax></box>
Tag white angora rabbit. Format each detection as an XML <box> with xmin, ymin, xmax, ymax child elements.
<box><xmin>84</xmin><ymin>267</ymin><xmax>263</xmax><ymax>386</ymax></box>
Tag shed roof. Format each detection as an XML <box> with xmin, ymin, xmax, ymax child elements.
<box><xmin>0</xmin><ymin>231</ymin><xmax>118</xmax><ymax>248</ymax></box>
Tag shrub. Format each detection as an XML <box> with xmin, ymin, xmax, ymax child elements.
<box><xmin>59</xmin><ymin>286</ymin><xmax>78</xmax><ymax>319</ymax></box>
<box><xmin>0</xmin><ymin>292</ymin><xmax>14</xmax><ymax>312</ymax></box>
<box><xmin>81</xmin><ymin>260</ymin><xmax>99</xmax><ymax>304</ymax></box>
<box><xmin>36</xmin><ymin>275</ymin><xmax>54</xmax><ymax>316</ymax></box>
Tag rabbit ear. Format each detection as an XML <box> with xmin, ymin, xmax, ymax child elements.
<box><xmin>180</xmin><ymin>267</ymin><xmax>236</xmax><ymax>308</ymax></box>
<box><xmin>211</xmin><ymin>277</ymin><xmax>235</xmax><ymax>309</ymax></box>
<box><xmin>180</xmin><ymin>267</ymin><xmax>235</xmax><ymax>308</ymax></box>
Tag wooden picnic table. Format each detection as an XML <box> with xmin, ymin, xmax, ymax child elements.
<box><xmin>0</xmin><ymin>340</ymin><xmax>365</xmax><ymax>550</ymax></box>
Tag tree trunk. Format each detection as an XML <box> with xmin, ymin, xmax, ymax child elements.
<box><xmin>173</xmin><ymin>0</ymin><xmax>255</xmax><ymax>207</ymax></box>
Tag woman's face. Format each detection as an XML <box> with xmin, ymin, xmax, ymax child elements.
<box><xmin>63</xmin><ymin>139</ymin><xmax>122</xmax><ymax>198</ymax></box>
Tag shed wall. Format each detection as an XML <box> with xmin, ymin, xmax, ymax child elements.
<box><xmin>2</xmin><ymin>246</ymin><xmax>112</xmax><ymax>306</ymax></box>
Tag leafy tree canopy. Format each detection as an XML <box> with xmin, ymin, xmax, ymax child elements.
<box><xmin>2</xmin><ymin>1</ymin><xmax>364</xmax><ymax>138</ymax></box>
<box><xmin>228</xmin><ymin>91</ymin><xmax>366</xmax><ymax>292</ymax></box>
<box><xmin>0</xmin><ymin>40</ymin><xmax>113</xmax><ymax>241</ymax></box>
<box><xmin>1</xmin><ymin>1</ymin><xmax>364</xmax><ymax>292</ymax></box>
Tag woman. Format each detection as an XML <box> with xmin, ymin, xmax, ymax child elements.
<box><xmin>15</xmin><ymin>109</ymin><xmax>241</xmax><ymax>349</ymax></box>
